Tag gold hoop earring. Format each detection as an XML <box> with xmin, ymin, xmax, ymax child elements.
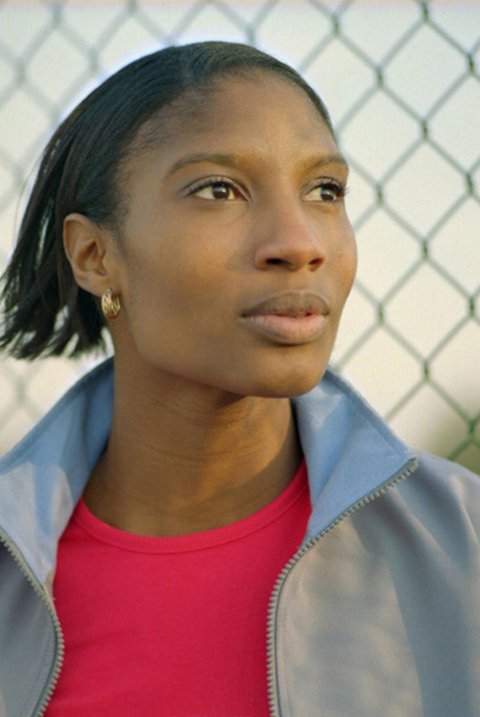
<box><xmin>101</xmin><ymin>288</ymin><xmax>121</xmax><ymax>320</ymax></box>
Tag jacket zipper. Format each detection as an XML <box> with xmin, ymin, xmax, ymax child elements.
<box><xmin>0</xmin><ymin>529</ymin><xmax>65</xmax><ymax>717</ymax></box>
<box><xmin>265</xmin><ymin>457</ymin><xmax>418</xmax><ymax>717</ymax></box>
<box><xmin>0</xmin><ymin>457</ymin><xmax>417</xmax><ymax>715</ymax></box>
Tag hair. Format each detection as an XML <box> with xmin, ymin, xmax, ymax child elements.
<box><xmin>0</xmin><ymin>41</ymin><xmax>333</xmax><ymax>359</ymax></box>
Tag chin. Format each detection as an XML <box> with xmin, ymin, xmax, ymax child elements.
<box><xmin>233</xmin><ymin>363</ymin><xmax>328</xmax><ymax>399</ymax></box>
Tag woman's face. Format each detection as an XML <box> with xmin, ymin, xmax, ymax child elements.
<box><xmin>109</xmin><ymin>73</ymin><xmax>357</xmax><ymax>397</ymax></box>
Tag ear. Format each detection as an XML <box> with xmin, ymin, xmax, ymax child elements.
<box><xmin>63</xmin><ymin>213</ymin><xmax>119</xmax><ymax>297</ymax></box>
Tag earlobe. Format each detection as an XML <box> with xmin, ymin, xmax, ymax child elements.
<box><xmin>63</xmin><ymin>213</ymin><xmax>113</xmax><ymax>296</ymax></box>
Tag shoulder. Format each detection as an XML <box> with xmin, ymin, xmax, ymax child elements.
<box><xmin>405</xmin><ymin>451</ymin><xmax>479</xmax><ymax>510</ymax></box>
<box><xmin>379</xmin><ymin>452</ymin><xmax>480</xmax><ymax>555</ymax></box>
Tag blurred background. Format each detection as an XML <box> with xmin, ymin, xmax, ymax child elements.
<box><xmin>0</xmin><ymin>0</ymin><xmax>479</xmax><ymax>471</ymax></box>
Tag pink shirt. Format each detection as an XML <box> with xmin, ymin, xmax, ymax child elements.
<box><xmin>47</xmin><ymin>461</ymin><xmax>310</xmax><ymax>716</ymax></box>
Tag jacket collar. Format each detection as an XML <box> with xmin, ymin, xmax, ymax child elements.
<box><xmin>0</xmin><ymin>358</ymin><xmax>415</xmax><ymax>586</ymax></box>
<box><xmin>293</xmin><ymin>370</ymin><xmax>416</xmax><ymax>538</ymax></box>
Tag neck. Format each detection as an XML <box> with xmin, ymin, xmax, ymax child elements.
<box><xmin>84</xmin><ymin>359</ymin><xmax>302</xmax><ymax>536</ymax></box>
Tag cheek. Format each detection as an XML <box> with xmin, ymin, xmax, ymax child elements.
<box><xmin>121</xmin><ymin>227</ymin><xmax>201</xmax><ymax>305</ymax></box>
<box><xmin>344</xmin><ymin>237</ymin><xmax>358</xmax><ymax>292</ymax></box>
<box><xmin>333</xmin><ymin>227</ymin><xmax>357</xmax><ymax>305</ymax></box>
<box><xmin>120</xmin><ymin>234</ymin><xmax>229</xmax><ymax>355</ymax></box>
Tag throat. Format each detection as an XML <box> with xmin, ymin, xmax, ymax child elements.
<box><xmin>83</xmin><ymin>401</ymin><xmax>302</xmax><ymax>537</ymax></box>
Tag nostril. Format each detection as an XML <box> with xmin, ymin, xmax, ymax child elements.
<box><xmin>266</xmin><ymin>258</ymin><xmax>283</xmax><ymax>266</ymax></box>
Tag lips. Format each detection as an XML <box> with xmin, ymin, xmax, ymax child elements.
<box><xmin>243</xmin><ymin>290</ymin><xmax>330</xmax><ymax>318</ymax></box>
<box><xmin>242</xmin><ymin>291</ymin><xmax>330</xmax><ymax>344</ymax></box>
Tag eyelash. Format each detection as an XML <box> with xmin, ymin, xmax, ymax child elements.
<box><xmin>186</xmin><ymin>176</ymin><xmax>245</xmax><ymax>200</ymax></box>
<box><xmin>185</xmin><ymin>176</ymin><xmax>348</xmax><ymax>203</ymax></box>
<box><xmin>306</xmin><ymin>179</ymin><xmax>348</xmax><ymax>203</ymax></box>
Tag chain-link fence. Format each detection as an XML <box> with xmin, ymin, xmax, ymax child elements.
<box><xmin>1</xmin><ymin>0</ymin><xmax>479</xmax><ymax>471</ymax></box>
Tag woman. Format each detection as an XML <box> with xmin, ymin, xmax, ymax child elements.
<box><xmin>0</xmin><ymin>41</ymin><xmax>478</xmax><ymax>717</ymax></box>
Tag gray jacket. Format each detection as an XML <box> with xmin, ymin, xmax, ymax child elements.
<box><xmin>0</xmin><ymin>359</ymin><xmax>479</xmax><ymax>716</ymax></box>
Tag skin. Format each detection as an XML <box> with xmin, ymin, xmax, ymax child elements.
<box><xmin>64</xmin><ymin>72</ymin><xmax>357</xmax><ymax>536</ymax></box>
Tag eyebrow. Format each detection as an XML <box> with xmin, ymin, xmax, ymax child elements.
<box><xmin>166</xmin><ymin>151</ymin><xmax>349</xmax><ymax>177</ymax></box>
<box><xmin>305</xmin><ymin>154</ymin><xmax>349</xmax><ymax>173</ymax></box>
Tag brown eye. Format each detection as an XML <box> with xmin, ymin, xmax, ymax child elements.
<box><xmin>189</xmin><ymin>178</ymin><xmax>245</xmax><ymax>201</ymax></box>
<box><xmin>319</xmin><ymin>184</ymin><xmax>339</xmax><ymax>201</ymax></box>
<box><xmin>305</xmin><ymin>180</ymin><xmax>346</xmax><ymax>203</ymax></box>
<box><xmin>210</xmin><ymin>182</ymin><xmax>232</xmax><ymax>200</ymax></box>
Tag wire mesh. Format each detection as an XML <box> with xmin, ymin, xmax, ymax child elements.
<box><xmin>0</xmin><ymin>0</ymin><xmax>479</xmax><ymax>470</ymax></box>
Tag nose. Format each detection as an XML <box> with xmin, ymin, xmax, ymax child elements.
<box><xmin>253</xmin><ymin>197</ymin><xmax>326</xmax><ymax>272</ymax></box>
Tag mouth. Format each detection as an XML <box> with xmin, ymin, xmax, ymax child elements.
<box><xmin>242</xmin><ymin>291</ymin><xmax>330</xmax><ymax>345</ymax></box>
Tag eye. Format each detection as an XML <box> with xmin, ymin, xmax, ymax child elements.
<box><xmin>187</xmin><ymin>177</ymin><xmax>245</xmax><ymax>201</ymax></box>
<box><xmin>304</xmin><ymin>179</ymin><xmax>347</xmax><ymax>203</ymax></box>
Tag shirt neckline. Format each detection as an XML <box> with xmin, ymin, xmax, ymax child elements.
<box><xmin>73</xmin><ymin>459</ymin><xmax>308</xmax><ymax>554</ymax></box>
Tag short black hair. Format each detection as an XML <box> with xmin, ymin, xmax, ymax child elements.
<box><xmin>0</xmin><ymin>41</ymin><xmax>333</xmax><ymax>359</ymax></box>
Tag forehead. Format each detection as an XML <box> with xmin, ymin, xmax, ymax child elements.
<box><xmin>130</xmin><ymin>73</ymin><xmax>339</xmax><ymax>172</ymax></box>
